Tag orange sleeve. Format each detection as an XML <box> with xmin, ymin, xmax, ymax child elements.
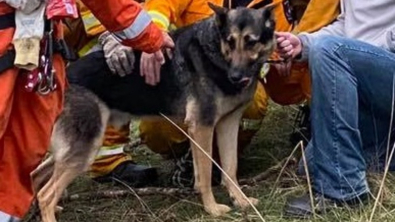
<box><xmin>80</xmin><ymin>0</ymin><xmax>163</xmax><ymax>53</ymax></box>
<box><xmin>293</xmin><ymin>0</ymin><xmax>340</xmax><ymax>33</ymax></box>
<box><xmin>144</xmin><ymin>0</ymin><xmax>192</xmax><ymax>30</ymax></box>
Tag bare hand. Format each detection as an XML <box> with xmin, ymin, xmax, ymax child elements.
<box><xmin>161</xmin><ymin>31</ymin><xmax>175</xmax><ymax>50</ymax></box>
<box><xmin>275</xmin><ymin>32</ymin><xmax>302</xmax><ymax>60</ymax></box>
<box><xmin>140</xmin><ymin>32</ymin><xmax>174</xmax><ymax>86</ymax></box>
<box><xmin>140</xmin><ymin>50</ymin><xmax>165</xmax><ymax>86</ymax></box>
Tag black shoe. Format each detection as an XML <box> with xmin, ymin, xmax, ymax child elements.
<box><xmin>284</xmin><ymin>192</ymin><xmax>368</xmax><ymax>219</ymax></box>
<box><xmin>290</xmin><ymin>103</ymin><xmax>311</xmax><ymax>146</ymax></box>
<box><xmin>94</xmin><ymin>161</ymin><xmax>158</xmax><ymax>188</ymax></box>
<box><xmin>171</xmin><ymin>148</ymin><xmax>194</xmax><ymax>188</ymax></box>
<box><xmin>170</xmin><ymin>148</ymin><xmax>222</xmax><ymax>188</ymax></box>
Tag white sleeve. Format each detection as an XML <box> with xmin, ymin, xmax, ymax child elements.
<box><xmin>296</xmin><ymin>1</ymin><xmax>345</xmax><ymax>61</ymax></box>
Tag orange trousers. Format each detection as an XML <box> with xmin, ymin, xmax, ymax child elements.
<box><xmin>0</xmin><ymin>3</ymin><xmax>66</xmax><ymax>219</ymax></box>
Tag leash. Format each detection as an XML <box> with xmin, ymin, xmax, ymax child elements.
<box><xmin>266</xmin><ymin>59</ymin><xmax>288</xmax><ymax>64</ymax></box>
<box><xmin>266</xmin><ymin>57</ymin><xmax>290</xmax><ymax>64</ymax></box>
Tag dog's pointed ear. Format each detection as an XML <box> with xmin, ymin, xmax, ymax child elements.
<box><xmin>261</xmin><ymin>4</ymin><xmax>276</xmax><ymax>28</ymax></box>
<box><xmin>208</xmin><ymin>2</ymin><xmax>229</xmax><ymax>27</ymax></box>
<box><xmin>261</xmin><ymin>4</ymin><xmax>276</xmax><ymax>21</ymax></box>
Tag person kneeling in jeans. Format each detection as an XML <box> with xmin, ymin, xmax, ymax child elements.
<box><xmin>275</xmin><ymin>0</ymin><xmax>395</xmax><ymax>218</ymax></box>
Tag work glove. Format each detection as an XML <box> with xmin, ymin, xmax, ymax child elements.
<box><xmin>98</xmin><ymin>31</ymin><xmax>135</xmax><ymax>77</ymax></box>
<box><xmin>4</xmin><ymin>0</ymin><xmax>43</xmax><ymax>13</ymax></box>
<box><xmin>11</xmin><ymin>0</ymin><xmax>46</xmax><ymax>70</ymax></box>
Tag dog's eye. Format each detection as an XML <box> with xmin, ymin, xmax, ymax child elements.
<box><xmin>245</xmin><ymin>39</ymin><xmax>258</xmax><ymax>48</ymax></box>
<box><xmin>244</xmin><ymin>35</ymin><xmax>258</xmax><ymax>48</ymax></box>
<box><xmin>226</xmin><ymin>37</ymin><xmax>235</xmax><ymax>49</ymax></box>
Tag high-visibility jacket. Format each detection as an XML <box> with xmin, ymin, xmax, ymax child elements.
<box><xmin>79</xmin><ymin>0</ymin><xmax>164</xmax><ymax>53</ymax></box>
<box><xmin>144</xmin><ymin>0</ymin><xmax>223</xmax><ymax>31</ymax></box>
<box><xmin>67</xmin><ymin>0</ymin><xmax>224</xmax><ymax>56</ymax></box>
<box><xmin>0</xmin><ymin>0</ymin><xmax>165</xmax><ymax>219</ymax></box>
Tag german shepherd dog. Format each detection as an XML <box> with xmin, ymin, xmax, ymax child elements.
<box><xmin>31</xmin><ymin>3</ymin><xmax>276</xmax><ymax>221</ymax></box>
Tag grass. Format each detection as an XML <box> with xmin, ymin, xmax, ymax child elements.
<box><xmin>23</xmin><ymin>102</ymin><xmax>395</xmax><ymax>222</ymax></box>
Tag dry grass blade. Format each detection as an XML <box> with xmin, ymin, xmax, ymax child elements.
<box><xmin>369</xmin><ymin>76</ymin><xmax>395</xmax><ymax>222</ymax></box>
<box><xmin>61</xmin><ymin>187</ymin><xmax>197</xmax><ymax>201</ymax></box>
<box><xmin>269</xmin><ymin>141</ymin><xmax>299</xmax><ymax>198</ymax></box>
<box><xmin>112</xmin><ymin>177</ymin><xmax>162</xmax><ymax>222</ymax></box>
<box><xmin>239</xmin><ymin>157</ymin><xmax>297</xmax><ymax>186</ymax></box>
<box><xmin>160</xmin><ymin>113</ymin><xmax>266</xmax><ymax>222</ymax></box>
<box><xmin>300</xmin><ymin>141</ymin><xmax>316</xmax><ymax>219</ymax></box>
<box><xmin>369</xmin><ymin>142</ymin><xmax>395</xmax><ymax>222</ymax></box>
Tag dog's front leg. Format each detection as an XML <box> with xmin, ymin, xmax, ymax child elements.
<box><xmin>216</xmin><ymin>108</ymin><xmax>259</xmax><ymax>210</ymax></box>
<box><xmin>187</xmin><ymin>123</ymin><xmax>232</xmax><ymax>217</ymax></box>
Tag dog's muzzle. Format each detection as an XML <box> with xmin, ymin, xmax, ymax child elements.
<box><xmin>229</xmin><ymin>70</ymin><xmax>251</xmax><ymax>89</ymax></box>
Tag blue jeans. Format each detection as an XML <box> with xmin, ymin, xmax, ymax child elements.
<box><xmin>299</xmin><ymin>36</ymin><xmax>395</xmax><ymax>201</ymax></box>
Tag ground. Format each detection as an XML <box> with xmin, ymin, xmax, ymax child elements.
<box><xmin>24</xmin><ymin>102</ymin><xmax>395</xmax><ymax>222</ymax></box>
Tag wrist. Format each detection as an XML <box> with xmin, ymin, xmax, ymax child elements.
<box><xmin>98</xmin><ymin>31</ymin><xmax>111</xmax><ymax>45</ymax></box>
<box><xmin>293</xmin><ymin>37</ymin><xmax>303</xmax><ymax>60</ymax></box>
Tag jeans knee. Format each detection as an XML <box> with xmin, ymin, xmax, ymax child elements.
<box><xmin>308</xmin><ymin>36</ymin><xmax>344</xmax><ymax>82</ymax></box>
<box><xmin>309</xmin><ymin>36</ymin><xmax>342</xmax><ymax>62</ymax></box>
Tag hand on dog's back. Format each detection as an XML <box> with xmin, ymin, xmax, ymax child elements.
<box><xmin>140</xmin><ymin>32</ymin><xmax>175</xmax><ymax>86</ymax></box>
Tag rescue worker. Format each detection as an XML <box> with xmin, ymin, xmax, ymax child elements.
<box><xmin>277</xmin><ymin>0</ymin><xmax>395</xmax><ymax>217</ymax></box>
<box><xmin>257</xmin><ymin>0</ymin><xmax>340</xmax><ymax>146</ymax></box>
<box><xmin>0</xmin><ymin>0</ymin><xmax>173</xmax><ymax>221</ymax></box>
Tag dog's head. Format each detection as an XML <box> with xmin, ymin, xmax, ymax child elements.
<box><xmin>208</xmin><ymin>3</ymin><xmax>276</xmax><ymax>88</ymax></box>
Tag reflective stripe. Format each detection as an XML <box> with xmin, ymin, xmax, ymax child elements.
<box><xmin>169</xmin><ymin>23</ymin><xmax>177</xmax><ymax>31</ymax></box>
<box><xmin>81</xmin><ymin>12</ymin><xmax>102</xmax><ymax>33</ymax></box>
<box><xmin>78</xmin><ymin>37</ymin><xmax>100</xmax><ymax>57</ymax></box>
<box><xmin>240</xmin><ymin>119</ymin><xmax>263</xmax><ymax>131</ymax></box>
<box><xmin>148</xmin><ymin>10</ymin><xmax>170</xmax><ymax>30</ymax></box>
<box><xmin>82</xmin><ymin>13</ymin><xmax>100</xmax><ymax>30</ymax></box>
<box><xmin>113</xmin><ymin>10</ymin><xmax>152</xmax><ymax>41</ymax></box>
<box><xmin>96</xmin><ymin>146</ymin><xmax>125</xmax><ymax>157</ymax></box>
<box><xmin>0</xmin><ymin>211</ymin><xmax>20</xmax><ymax>222</ymax></box>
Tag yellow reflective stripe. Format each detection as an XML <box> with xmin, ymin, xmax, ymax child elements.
<box><xmin>240</xmin><ymin>119</ymin><xmax>263</xmax><ymax>131</ymax></box>
<box><xmin>78</xmin><ymin>37</ymin><xmax>99</xmax><ymax>57</ymax></box>
<box><xmin>169</xmin><ymin>23</ymin><xmax>177</xmax><ymax>31</ymax></box>
<box><xmin>82</xmin><ymin>14</ymin><xmax>101</xmax><ymax>30</ymax></box>
<box><xmin>113</xmin><ymin>10</ymin><xmax>152</xmax><ymax>41</ymax></box>
<box><xmin>148</xmin><ymin>10</ymin><xmax>170</xmax><ymax>30</ymax></box>
<box><xmin>81</xmin><ymin>11</ymin><xmax>102</xmax><ymax>32</ymax></box>
<box><xmin>96</xmin><ymin>146</ymin><xmax>125</xmax><ymax>157</ymax></box>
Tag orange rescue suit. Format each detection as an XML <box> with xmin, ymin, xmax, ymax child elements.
<box><xmin>0</xmin><ymin>0</ymin><xmax>164</xmax><ymax>219</ymax></box>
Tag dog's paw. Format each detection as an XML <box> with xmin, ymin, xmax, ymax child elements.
<box><xmin>233</xmin><ymin>197</ymin><xmax>259</xmax><ymax>209</ymax></box>
<box><xmin>205</xmin><ymin>203</ymin><xmax>232</xmax><ymax>217</ymax></box>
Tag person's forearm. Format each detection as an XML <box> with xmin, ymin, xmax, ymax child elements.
<box><xmin>81</xmin><ymin>0</ymin><xmax>163</xmax><ymax>53</ymax></box>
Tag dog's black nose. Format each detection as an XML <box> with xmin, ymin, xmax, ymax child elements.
<box><xmin>230</xmin><ymin>75</ymin><xmax>243</xmax><ymax>83</ymax></box>
<box><xmin>229</xmin><ymin>71</ymin><xmax>251</xmax><ymax>88</ymax></box>
<box><xmin>229</xmin><ymin>69</ymin><xmax>244</xmax><ymax>83</ymax></box>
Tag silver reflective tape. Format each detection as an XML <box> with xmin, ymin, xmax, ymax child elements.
<box><xmin>0</xmin><ymin>211</ymin><xmax>20</xmax><ymax>222</ymax></box>
<box><xmin>96</xmin><ymin>146</ymin><xmax>125</xmax><ymax>157</ymax></box>
<box><xmin>113</xmin><ymin>10</ymin><xmax>152</xmax><ymax>41</ymax></box>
